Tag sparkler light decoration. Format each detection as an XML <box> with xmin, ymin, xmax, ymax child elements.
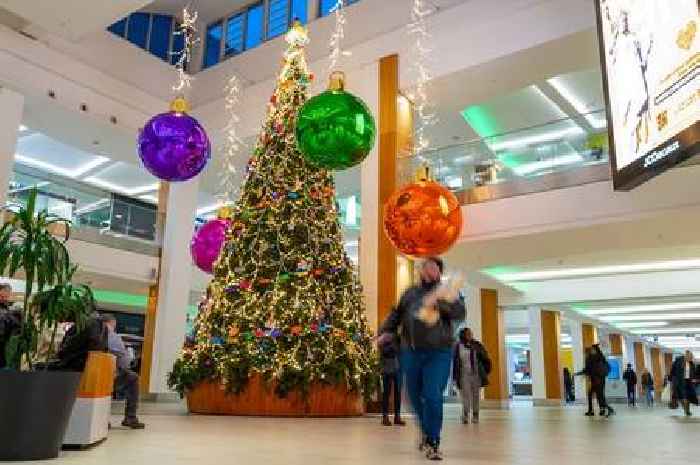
<box><xmin>328</xmin><ymin>0</ymin><xmax>352</xmax><ymax>71</ymax></box>
<box><xmin>408</xmin><ymin>0</ymin><xmax>437</xmax><ymax>162</ymax></box>
<box><xmin>172</xmin><ymin>5</ymin><xmax>200</xmax><ymax>93</ymax></box>
<box><xmin>219</xmin><ymin>75</ymin><xmax>244</xmax><ymax>203</ymax></box>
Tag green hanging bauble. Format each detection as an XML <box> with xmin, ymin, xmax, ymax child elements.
<box><xmin>296</xmin><ymin>71</ymin><xmax>376</xmax><ymax>171</ymax></box>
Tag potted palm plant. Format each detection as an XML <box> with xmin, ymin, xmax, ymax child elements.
<box><xmin>0</xmin><ymin>189</ymin><xmax>94</xmax><ymax>461</ymax></box>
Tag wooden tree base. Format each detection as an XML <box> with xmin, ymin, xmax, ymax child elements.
<box><xmin>186</xmin><ymin>374</ymin><xmax>364</xmax><ymax>417</ymax></box>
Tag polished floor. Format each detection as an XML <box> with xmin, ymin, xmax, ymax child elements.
<box><xmin>45</xmin><ymin>404</ymin><xmax>700</xmax><ymax>464</ymax></box>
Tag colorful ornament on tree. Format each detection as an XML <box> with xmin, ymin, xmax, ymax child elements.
<box><xmin>138</xmin><ymin>97</ymin><xmax>211</xmax><ymax>182</ymax></box>
<box><xmin>383</xmin><ymin>167</ymin><xmax>463</xmax><ymax>257</ymax></box>
<box><xmin>190</xmin><ymin>217</ymin><xmax>230</xmax><ymax>274</ymax></box>
<box><xmin>296</xmin><ymin>71</ymin><xmax>376</xmax><ymax>171</ymax></box>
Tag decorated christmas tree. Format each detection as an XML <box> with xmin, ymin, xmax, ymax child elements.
<box><xmin>169</xmin><ymin>23</ymin><xmax>377</xmax><ymax>400</ymax></box>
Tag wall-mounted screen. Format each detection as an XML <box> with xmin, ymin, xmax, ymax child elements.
<box><xmin>595</xmin><ymin>0</ymin><xmax>699</xmax><ymax>190</ymax></box>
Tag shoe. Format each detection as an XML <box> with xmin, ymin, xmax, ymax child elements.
<box><xmin>382</xmin><ymin>416</ymin><xmax>392</xmax><ymax>426</ymax></box>
<box><xmin>122</xmin><ymin>418</ymin><xmax>145</xmax><ymax>429</ymax></box>
<box><xmin>606</xmin><ymin>407</ymin><xmax>615</xmax><ymax>418</ymax></box>
<box><xmin>584</xmin><ymin>411</ymin><xmax>595</xmax><ymax>417</ymax></box>
<box><xmin>599</xmin><ymin>409</ymin><xmax>606</xmax><ymax>416</ymax></box>
<box><xmin>472</xmin><ymin>413</ymin><xmax>479</xmax><ymax>424</ymax></box>
<box><xmin>418</xmin><ymin>434</ymin><xmax>428</xmax><ymax>452</ymax></box>
<box><xmin>425</xmin><ymin>441</ymin><xmax>443</xmax><ymax>461</ymax></box>
<box><xmin>394</xmin><ymin>417</ymin><xmax>406</xmax><ymax>426</ymax></box>
<box><xmin>685</xmin><ymin>409</ymin><xmax>692</xmax><ymax>417</ymax></box>
<box><xmin>462</xmin><ymin>415</ymin><xmax>469</xmax><ymax>424</ymax></box>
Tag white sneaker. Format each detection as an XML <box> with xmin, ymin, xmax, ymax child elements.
<box><xmin>462</xmin><ymin>415</ymin><xmax>470</xmax><ymax>424</ymax></box>
<box><xmin>425</xmin><ymin>442</ymin><xmax>443</xmax><ymax>461</ymax></box>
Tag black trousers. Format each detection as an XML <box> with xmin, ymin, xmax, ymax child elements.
<box><xmin>381</xmin><ymin>373</ymin><xmax>402</xmax><ymax>417</ymax></box>
<box><xmin>627</xmin><ymin>385</ymin><xmax>636</xmax><ymax>405</ymax></box>
<box><xmin>588</xmin><ymin>379</ymin><xmax>609</xmax><ymax>412</ymax></box>
<box><xmin>115</xmin><ymin>369</ymin><xmax>140</xmax><ymax>419</ymax></box>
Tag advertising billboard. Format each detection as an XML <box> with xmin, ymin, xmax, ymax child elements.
<box><xmin>595</xmin><ymin>0</ymin><xmax>700</xmax><ymax>190</ymax></box>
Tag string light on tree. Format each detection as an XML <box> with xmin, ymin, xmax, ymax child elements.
<box><xmin>137</xmin><ymin>5</ymin><xmax>211</xmax><ymax>182</ymax></box>
<box><xmin>169</xmin><ymin>22</ymin><xmax>377</xmax><ymax>400</ymax></box>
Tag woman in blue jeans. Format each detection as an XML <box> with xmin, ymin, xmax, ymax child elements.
<box><xmin>380</xmin><ymin>257</ymin><xmax>465</xmax><ymax>461</ymax></box>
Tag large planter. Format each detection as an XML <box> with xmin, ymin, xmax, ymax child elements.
<box><xmin>186</xmin><ymin>374</ymin><xmax>364</xmax><ymax>417</ymax></box>
<box><xmin>0</xmin><ymin>370</ymin><xmax>81</xmax><ymax>461</ymax></box>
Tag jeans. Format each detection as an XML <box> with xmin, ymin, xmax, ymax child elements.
<box><xmin>381</xmin><ymin>373</ymin><xmax>402</xmax><ymax>417</ymax></box>
<box><xmin>460</xmin><ymin>374</ymin><xmax>481</xmax><ymax>417</ymax></box>
<box><xmin>627</xmin><ymin>386</ymin><xmax>636</xmax><ymax>406</ymax></box>
<box><xmin>401</xmin><ymin>348</ymin><xmax>452</xmax><ymax>443</ymax></box>
<box><xmin>645</xmin><ymin>388</ymin><xmax>654</xmax><ymax>407</ymax></box>
<box><xmin>115</xmin><ymin>369</ymin><xmax>140</xmax><ymax>419</ymax></box>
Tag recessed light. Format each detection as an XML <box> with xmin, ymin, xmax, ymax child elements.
<box><xmin>582</xmin><ymin>302</ymin><xmax>700</xmax><ymax>315</ymax></box>
<box><xmin>14</xmin><ymin>154</ymin><xmax>110</xmax><ymax>178</ymax></box>
<box><xmin>631</xmin><ymin>327</ymin><xmax>700</xmax><ymax>335</ymax></box>
<box><xmin>613</xmin><ymin>322</ymin><xmax>669</xmax><ymax>328</ymax></box>
<box><xmin>601</xmin><ymin>313</ymin><xmax>700</xmax><ymax>322</ymax></box>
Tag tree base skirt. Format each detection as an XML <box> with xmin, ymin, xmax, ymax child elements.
<box><xmin>186</xmin><ymin>374</ymin><xmax>364</xmax><ymax>417</ymax></box>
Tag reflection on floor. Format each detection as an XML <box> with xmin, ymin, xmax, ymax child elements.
<box><xmin>46</xmin><ymin>404</ymin><xmax>699</xmax><ymax>464</ymax></box>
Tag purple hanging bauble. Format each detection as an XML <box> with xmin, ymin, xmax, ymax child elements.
<box><xmin>191</xmin><ymin>218</ymin><xmax>230</xmax><ymax>274</ymax></box>
<box><xmin>138</xmin><ymin>111</ymin><xmax>211</xmax><ymax>182</ymax></box>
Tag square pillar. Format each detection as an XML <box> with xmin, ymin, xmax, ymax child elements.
<box><xmin>664</xmin><ymin>352</ymin><xmax>674</xmax><ymax>379</ymax></box>
<box><xmin>609</xmin><ymin>334</ymin><xmax>624</xmax><ymax>356</ymax></box>
<box><xmin>148</xmin><ymin>178</ymin><xmax>199</xmax><ymax>394</ymax></box>
<box><xmin>569</xmin><ymin>322</ymin><xmax>586</xmax><ymax>401</ymax></box>
<box><xmin>481</xmin><ymin>289</ymin><xmax>507</xmax><ymax>406</ymax></box>
<box><xmin>634</xmin><ymin>342</ymin><xmax>646</xmax><ymax>398</ymax></box>
<box><xmin>0</xmin><ymin>88</ymin><xmax>24</xmax><ymax>208</ymax></box>
<box><xmin>582</xmin><ymin>323</ymin><xmax>598</xmax><ymax>349</ymax></box>
<box><xmin>650</xmin><ymin>347</ymin><xmax>663</xmax><ymax>399</ymax></box>
<box><xmin>529</xmin><ymin>307</ymin><xmax>562</xmax><ymax>405</ymax></box>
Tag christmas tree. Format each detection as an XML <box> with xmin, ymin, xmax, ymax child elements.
<box><xmin>169</xmin><ymin>23</ymin><xmax>377</xmax><ymax>400</ymax></box>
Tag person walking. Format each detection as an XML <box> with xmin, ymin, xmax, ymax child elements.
<box><xmin>453</xmin><ymin>327</ymin><xmax>491</xmax><ymax>424</ymax></box>
<box><xmin>641</xmin><ymin>369</ymin><xmax>654</xmax><ymax>407</ymax></box>
<box><xmin>380</xmin><ymin>257</ymin><xmax>465</xmax><ymax>461</ymax></box>
<box><xmin>577</xmin><ymin>344</ymin><xmax>615</xmax><ymax>417</ymax></box>
<box><xmin>563</xmin><ymin>367</ymin><xmax>575</xmax><ymax>404</ymax></box>
<box><xmin>671</xmin><ymin>351</ymin><xmax>698</xmax><ymax>416</ymax></box>
<box><xmin>103</xmin><ymin>314</ymin><xmax>145</xmax><ymax>429</ymax></box>
<box><xmin>379</xmin><ymin>334</ymin><xmax>405</xmax><ymax>427</ymax></box>
<box><xmin>623</xmin><ymin>363</ymin><xmax>637</xmax><ymax>407</ymax></box>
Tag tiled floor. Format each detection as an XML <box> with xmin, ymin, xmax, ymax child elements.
<box><xmin>44</xmin><ymin>404</ymin><xmax>700</xmax><ymax>464</ymax></box>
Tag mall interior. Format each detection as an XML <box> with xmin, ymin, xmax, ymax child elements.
<box><xmin>0</xmin><ymin>0</ymin><xmax>699</xmax><ymax>463</ymax></box>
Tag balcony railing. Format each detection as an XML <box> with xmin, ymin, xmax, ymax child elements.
<box><xmin>398</xmin><ymin>110</ymin><xmax>611</xmax><ymax>203</ymax></box>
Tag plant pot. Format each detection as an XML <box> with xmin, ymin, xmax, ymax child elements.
<box><xmin>0</xmin><ymin>370</ymin><xmax>81</xmax><ymax>461</ymax></box>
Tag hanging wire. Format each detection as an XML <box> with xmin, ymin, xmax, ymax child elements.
<box><xmin>408</xmin><ymin>0</ymin><xmax>438</xmax><ymax>166</ymax></box>
<box><xmin>171</xmin><ymin>4</ymin><xmax>200</xmax><ymax>94</ymax></box>
<box><xmin>328</xmin><ymin>0</ymin><xmax>352</xmax><ymax>72</ymax></box>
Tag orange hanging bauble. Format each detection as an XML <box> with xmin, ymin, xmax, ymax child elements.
<box><xmin>383</xmin><ymin>166</ymin><xmax>463</xmax><ymax>257</ymax></box>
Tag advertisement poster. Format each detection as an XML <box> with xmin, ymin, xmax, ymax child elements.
<box><xmin>596</xmin><ymin>0</ymin><xmax>699</xmax><ymax>190</ymax></box>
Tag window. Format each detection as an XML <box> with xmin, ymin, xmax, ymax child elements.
<box><xmin>149</xmin><ymin>15</ymin><xmax>173</xmax><ymax>61</ymax></box>
<box><xmin>171</xmin><ymin>26</ymin><xmax>184</xmax><ymax>65</ymax></box>
<box><xmin>246</xmin><ymin>3</ymin><xmax>264</xmax><ymax>50</ymax></box>
<box><xmin>225</xmin><ymin>13</ymin><xmax>245</xmax><ymax>56</ymax></box>
<box><xmin>268</xmin><ymin>0</ymin><xmax>289</xmax><ymax>39</ymax></box>
<box><xmin>108</xmin><ymin>18</ymin><xmax>127</xmax><ymax>38</ymax></box>
<box><xmin>320</xmin><ymin>0</ymin><xmax>359</xmax><ymax>17</ymax></box>
<box><xmin>126</xmin><ymin>12</ymin><xmax>150</xmax><ymax>49</ymax></box>
<box><xmin>203</xmin><ymin>21</ymin><xmax>223</xmax><ymax>69</ymax></box>
<box><xmin>291</xmin><ymin>0</ymin><xmax>308</xmax><ymax>24</ymax></box>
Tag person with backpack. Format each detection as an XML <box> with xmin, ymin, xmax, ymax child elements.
<box><xmin>379</xmin><ymin>257</ymin><xmax>465</xmax><ymax>461</ymax></box>
<box><xmin>577</xmin><ymin>344</ymin><xmax>615</xmax><ymax>417</ymax></box>
<box><xmin>452</xmin><ymin>327</ymin><xmax>490</xmax><ymax>424</ymax></box>
<box><xmin>623</xmin><ymin>363</ymin><xmax>638</xmax><ymax>407</ymax></box>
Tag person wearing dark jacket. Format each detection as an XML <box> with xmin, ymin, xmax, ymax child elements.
<box><xmin>640</xmin><ymin>369</ymin><xmax>654</xmax><ymax>407</ymax></box>
<box><xmin>452</xmin><ymin>327</ymin><xmax>490</xmax><ymax>424</ymax></box>
<box><xmin>379</xmin><ymin>334</ymin><xmax>405</xmax><ymax>426</ymax></box>
<box><xmin>623</xmin><ymin>363</ymin><xmax>638</xmax><ymax>406</ymax></box>
<box><xmin>380</xmin><ymin>257</ymin><xmax>465</xmax><ymax>461</ymax></box>
<box><xmin>577</xmin><ymin>344</ymin><xmax>615</xmax><ymax>417</ymax></box>
<box><xmin>0</xmin><ymin>283</ymin><xmax>22</xmax><ymax>369</ymax></box>
<box><xmin>563</xmin><ymin>367</ymin><xmax>575</xmax><ymax>404</ymax></box>
<box><xmin>671</xmin><ymin>351</ymin><xmax>698</xmax><ymax>416</ymax></box>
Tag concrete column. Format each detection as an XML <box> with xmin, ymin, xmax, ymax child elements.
<box><xmin>149</xmin><ymin>178</ymin><xmax>199</xmax><ymax>393</ymax></box>
<box><xmin>307</xmin><ymin>0</ymin><xmax>320</xmax><ymax>20</ymax></box>
<box><xmin>481</xmin><ymin>289</ymin><xmax>507</xmax><ymax>406</ymax></box>
<box><xmin>463</xmin><ymin>285</ymin><xmax>482</xmax><ymax>340</ymax></box>
<box><xmin>528</xmin><ymin>307</ymin><xmax>562</xmax><ymax>405</ymax></box>
<box><xmin>0</xmin><ymin>87</ymin><xmax>24</xmax><ymax>208</ymax></box>
<box><xmin>570</xmin><ymin>322</ymin><xmax>586</xmax><ymax>401</ymax></box>
<box><xmin>634</xmin><ymin>341</ymin><xmax>646</xmax><ymax>398</ymax></box>
<box><xmin>609</xmin><ymin>334</ymin><xmax>624</xmax><ymax>356</ymax></box>
<box><xmin>650</xmin><ymin>347</ymin><xmax>663</xmax><ymax>398</ymax></box>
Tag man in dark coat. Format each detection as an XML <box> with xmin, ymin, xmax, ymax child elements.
<box><xmin>622</xmin><ymin>363</ymin><xmax>638</xmax><ymax>406</ymax></box>
<box><xmin>671</xmin><ymin>351</ymin><xmax>698</xmax><ymax>416</ymax></box>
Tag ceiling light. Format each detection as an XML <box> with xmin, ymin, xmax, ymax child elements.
<box><xmin>631</xmin><ymin>328</ymin><xmax>700</xmax><ymax>335</ymax></box>
<box><xmin>74</xmin><ymin>199</ymin><xmax>110</xmax><ymax>215</ymax></box>
<box><xmin>85</xmin><ymin>177</ymin><xmax>159</xmax><ymax>196</ymax></box>
<box><xmin>345</xmin><ymin>195</ymin><xmax>357</xmax><ymax>226</ymax></box>
<box><xmin>601</xmin><ymin>313</ymin><xmax>700</xmax><ymax>322</ymax></box>
<box><xmin>490</xmin><ymin>259</ymin><xmax>700</xmax><ymax>282</ymax></box>
<box><xmin>489</xmin><ymin>126</ymin><xmax>585</xmax><ymax>152</ymax></box>
<box><xmin>613</xmin><ymin>322</ymin><xmax>669</xmax><ymax>328</ymax></box>
<box><xmin>18</xmin><ymin>124</ymin><xmax>28</xmax><ymax>132</ymax></box>
<box><xmin>15</xmin><ymin>154</ymin><xmax>110</xmax><ymax>179</ymax></box>
<box><xmin>512</xmin><ymin>153</ymin><xmax>583</xmax><ymax>176</ymax></box>
<box><xmin>546</xmin><ymin>77</ymin><xmax>606</xmax><ymax>129</ymax></box>
<box><xmin>139</xmin><ymin>194</ymin><xmax>159</xmax><ymax>204</ymax></box>
<box><xmin>196</xmin><ymin>201</ymin><xmax>233</xmax><ymax>217</ymax></box>
<box><xmin>582</xmin><ymin>302</ymin><xmax>700</xmax><ymax>315</ymax></box>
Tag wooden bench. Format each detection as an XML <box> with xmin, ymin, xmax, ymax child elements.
<box><xmin>63</xmin><ymin>351</ymin><xmax>116</xmax><ymax>447</ymax></box>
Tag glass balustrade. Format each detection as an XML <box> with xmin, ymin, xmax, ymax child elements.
<box><xmin>398</xmin><ymin>110</ymin><xmax>610</xmax><ymax>202</ymax></box>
